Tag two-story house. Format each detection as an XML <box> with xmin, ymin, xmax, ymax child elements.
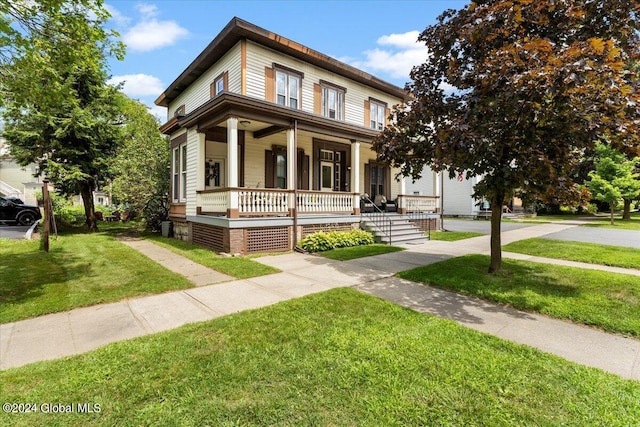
<box><xmin>156</xmin><ymin>17</ymin><xmax>439</xmax><ymax>254</ymax></box>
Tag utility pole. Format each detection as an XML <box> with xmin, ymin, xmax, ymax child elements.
<box><xmin>42</xmin><ymin>178</ymin><xmax>50</xmax><ymax>252</ymax></box>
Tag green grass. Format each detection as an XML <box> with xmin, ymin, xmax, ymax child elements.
<box><xmin>429</xmin><ymin>230</ymin><xmax>484</xmax><ymax>241</ymax></box>
<box><xmin>145</xmin><ymin>235</ymin><xmax>279</xmax><ymax>279</ymax></box>
<box><xmin>317</xmin><ymin>243</ymin><xmax>404</xmax><ymax>260</ymax></box>
<box><xmin>1</xmin><ymin>288</ymin><xmax>637</xmax><ymax>426</ymax></box>
<box><xmin>504</xmin><ymin>238</ymin><xmax>640</xmax><ymax>269</ymax></box>
<box><xmin>397</xmin><ymin>255</ymin><xmax>640</xmax><ymax>338</ymax></box>
<box><xmin>582</xmin><ymin>213</ymin><xmax>640</xmax><ymax>230</ymax></box>
<box><xmin>0</xmin><ymin>225</ymin><xmax>194</xmax><ymax>323</ymax></box>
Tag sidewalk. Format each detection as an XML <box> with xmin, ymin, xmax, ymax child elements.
<box><xmin>2</xmin><ymin>224</ymin><xmax>639</xmax><ymax>380</ymax></box>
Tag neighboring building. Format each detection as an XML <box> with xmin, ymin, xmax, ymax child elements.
<box><xmin>404</xmin><ymin>166</ymin><xmax>485</xmax><ymax>217</ymax></box>
<box><xmin>0</xmin><ymin>135</ymin><xmax>44</xmax><ymax>205</ymax></box>
<box><xmin>156</xmin><ymin>18</ymin><xmax>439</xmax><ymax>254</ymax></box>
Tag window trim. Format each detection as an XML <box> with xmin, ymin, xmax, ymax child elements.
<box><xmin>172</xmin><ymin>142</ymin><xmax>188</xmax><ymax>203</ymax></box>
<box><xmin>369</xmin><ymin>98</ymin><xmax>387</xmax><ymax>131</ymax></box>
<box><xmin>210</xmin><ymin>71</ymin><xmax>228</xmax><ymax>98</ymax></box>
<box><xmin>273</xmin><ymin>64</ymin><xmax>303</xmax><ymax>109</ymax></box>
<box><xmin>320</xmin><ymin>81</ymin><xmax>346</xmax><ymax>121</ymax></box>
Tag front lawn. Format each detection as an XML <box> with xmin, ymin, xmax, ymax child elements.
<box><xmin>397</xmin><ymin>255</ymin><xmax>640</xmax><ymax>338</ymax></box>
<box><xmin>429</xmin><ymin>230</ymin><xmax>484</xmax><ymax>241</ymax></box>
<box><xmin>1</xmin><ymin>288</ymin><xmax>637</xmax><ymax>426</ymax></box>
<box><xmin>145</xmin><ymin>235</ymin><xmax>279</xmax><ymax>279</ymax></box>
<box><xmin>503</xmin><ymin>238</ymin><xmax>640</xmax><ymax>269</ymax></box>
<box><xmin>582</xmin><ymin>212</ymin><xmax>640</xmax><ymax>230</ymax></box>
<box><xmin>317</xmin><ymin>243</ymin><xmax>404</xmax><ymax>261</ymax></box>
<box><xmin>0</xmin><ymin>227</ymin><xmax>194</xmax><ymax>323</ymax></box>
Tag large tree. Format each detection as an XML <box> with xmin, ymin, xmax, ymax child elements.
<box><xmin>1</xmin><ymin>0</ymin><xmax>125</xmax><ymax>231</ymax></box>
<box><xmin>374</xmin><ymin>0</ymin><xmax>640</xmax><ymax>272</ymax></box>
<box><xmin>111</xmin><ymin>97</ymin><xmax>170</xmax><ymax>231</ymax></box>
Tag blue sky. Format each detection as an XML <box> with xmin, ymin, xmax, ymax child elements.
<box><xmin>104</xmin><ymin>0</ymin><xmax>468</xmax><ymax>119</ymax></box>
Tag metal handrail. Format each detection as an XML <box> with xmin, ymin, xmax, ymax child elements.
<box><xmin>360</xmin><ymin>195</ymin><xmax>393</xmax><ymax>245</ymax></box>
<box><xmin>405</xmin><ymin>210</ymin><xmax>432</xmax><ymax>240</ymax></box>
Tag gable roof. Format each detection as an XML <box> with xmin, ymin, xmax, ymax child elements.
<box><xmin>155</xmin><ymin>17</ymin><xmax>409</xmax><ymax>107</ymax></box>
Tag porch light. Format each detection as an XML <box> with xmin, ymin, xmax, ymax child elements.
<box><xmin>239</xmin><ymin>120</ymin><xmax>251</xmax><ymax>127</ymax></box>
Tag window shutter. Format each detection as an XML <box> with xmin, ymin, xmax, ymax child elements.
<box><xmin>364</xmin><ymin>100</ymin><xmax>371</xmax><ymax>127</ymax></box>
<box><xmin>364</xmin><ymin>163</ymin><xmax>370</xmax><ymax>197</ymax></box>
<box><xmin>385</xmin><ymin>107</ymin><xmax>391</xmax><ymax>126</ymax></box>
<box><xmin>313</xmin><ymin>83</ymin><xmax>321</xmax><ymax>114</ymax></box>
<box><xmin>210</xmin><ymin>82</ymin><xmax>215</xmax><ymax>99</ymax></box>
<box><xmin>264</xmin><ymin>150</ymin><xmax>275</xmax><ymax>188</ymax></box>
<box><xmin>297</xmin><ymin>149</ymin><xmax>309</xmax><ymax>190</ymax></box>
<box><xmin>223</xmin><ymin>71</ymin><xmax>229</xmax><ymax>91</ymax></box>
<box><xmin>265</xmin><ymin>67</ymin><xmax>274</xmax><ymax>102</ymax></box>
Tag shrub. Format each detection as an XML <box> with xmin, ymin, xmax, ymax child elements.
<box><xmin>299</xmin><ymin>229</ymin><xmax>374</xmax><ymax>252</ymax></box>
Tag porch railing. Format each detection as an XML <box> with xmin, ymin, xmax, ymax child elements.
<box><xmin>360</xmin><ymin>194</ymin><xmax>393</xmax><ymax>245</ymax></box>
<box><xmin>397</xmin><ymin>195</ymin><xmax>439</xmax><ymax>213</ymax></box>
<box><xmin>197</xmin><ymin>188</ymin><xmax>356</xmax><ymax>216</ymax></box>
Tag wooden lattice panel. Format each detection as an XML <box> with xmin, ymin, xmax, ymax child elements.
<box><xmin>246</xmin><ymin>227</ymin><xmax>290</xmax><ymax>253</ymax></box>
<box><xmin>192</xmin><ymin>223</ymin><xmax>224</xmax><ymax>252</ymax></box>
<box><xmin>302</xmin><ymin>223</ymin><xmax>353</xmax><ymax>238</ymax></box>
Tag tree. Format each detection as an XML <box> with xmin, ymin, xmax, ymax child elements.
<box><xmin>373</xmin><ymin>0</ymin><xmax>640</xmax><ymax>272</ymax></box>
<box><xmin>111</xmin><ymin>97</ymin><xmax>170</xmax><ymax>231</ymax></box>
<box><xmin>586</xmin><ymin>143</ymin><xmax>640</xmax><ymax>225</ymax></box>
<box><xmin>1</xmin><ymin>0</ymin><xmax>125</xmax><ymax>231</ymax></box>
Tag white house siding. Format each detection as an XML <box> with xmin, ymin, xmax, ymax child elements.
<box><xmin>245</xmin><ymin>42</ymin><xmax>402</xmax><ymax>128</ymax></box>
<box><xmin>185</xmin><ymin>128</ymin><xmax>200</xmax><ymax>216</ymax></box>
<box><xmin>167</xmin><ymin>43</ymin><xmax>242</xmax><ymax>120</ymax></box>
<box><xmin>405</xmin><ymin>165</ymin><xmax>438</xmax><ymax>195</ymax></box>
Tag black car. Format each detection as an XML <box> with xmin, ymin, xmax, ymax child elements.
<box><xmin>0</xmin><ymin>196</ymin><xmax>42</xmax><ymax>225</ymax></box>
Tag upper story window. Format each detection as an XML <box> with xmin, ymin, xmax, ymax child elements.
<box><xmin>321</xmin><ymin>81</ymin><xmax>346</xmax><ymax>120</ymax></box>
<box><xmin>370</xmin><ymin>101</ymin><xmax>386</xmax><ymax>130</ymax></box>
<box><xmin>210</xmin><ymin>71</ymin><xmax>228</xmax><ymax>98</ymax></box>
<box><xmin>274</xmin><ymin>65</ymin><xmax>302</xmax><ymax>109</ymax></box>
<box><xmin>174</xmin><ymin>104</ymin><xmax>185</xmax><ymax>117</ymax></box>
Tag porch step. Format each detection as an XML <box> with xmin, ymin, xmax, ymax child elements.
<box><xmin>360</xmin><ymin>213</ymin><xmax>429</xmax><ymax>245</ymax></box>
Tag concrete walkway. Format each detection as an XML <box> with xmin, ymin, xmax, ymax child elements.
<box><xmin>2</xmin><ymin>223</ymin><xmax>640</xmax><ymax>381</ymax></box>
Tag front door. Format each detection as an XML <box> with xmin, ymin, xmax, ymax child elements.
<box><xmin>321</xmin><ymin>161</ymin><xmax>334</xmax><ymax>192</ymax></box>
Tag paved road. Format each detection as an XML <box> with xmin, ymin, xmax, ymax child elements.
<box><xmin>540</xmin><ymin>227</ymin><xmax>640</xmax><ymax>249</ymax></box>
<box><xmin>442</xmin><ymin>218</ymin><xmax>535</xmax><ymax>233</ymax></box>
<box><xmin>0</xmin><ymin>225</ymin><xmax>31</xmax><ymax>240</ymax></box>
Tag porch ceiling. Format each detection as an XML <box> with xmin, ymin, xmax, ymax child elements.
<box><xmin>176</xmin><ymin>92</ymin><xmax>380</xmax><ymax>143</ymax></box>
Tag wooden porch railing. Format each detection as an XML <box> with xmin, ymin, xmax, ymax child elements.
<box><xmin>197</xmin><ymin>188</ymin><xmax>356</xmax><ymax>216</ymax></box>
<box><xmin>397</xmin><ymin>195</ymin><xmax>440</xmax><ymax>213</ymax></box>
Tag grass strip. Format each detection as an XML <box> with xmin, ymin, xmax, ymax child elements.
<box><xmin>1</xmin><ymin>288</ymin><xmax>638</xmax><ymax>426</ymax></box>
<box><xmin>397</xmin><ymin>254</ymin><xmax>640</xmax><ymax>337</ymax></box>
<box><xmin>317</xmin><ymin>244</ymin><xmax>404</xmax><ymax>261</ymax></box>
<box><xmin>503</xmin><ymin>238</ymin><xmax>640</xmax><ymax>270</ymax></box>
<box><xmin>145</xmin><ymin>235</ymin><xmax>279</xmax><ymax>279</ymax></box>
<box><xmin>429</xmin><ymin>231</ymin><xmax>484</xmax><ymax>241</ymax></box>
<box><xmin>0</xmin><ymin>230</ymin><xmax>193</xmax><ymax>323</ymax></box>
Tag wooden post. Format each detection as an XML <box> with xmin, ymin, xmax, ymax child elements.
<box><xmin>42</xmin><ymin>178</ymin><xmax>50</xmax><ymax>252</ymax></box>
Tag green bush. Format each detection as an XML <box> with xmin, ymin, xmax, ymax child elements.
<box><xmin>299</xmin><ymin>229</ymin><xmax>374</xmax><ymax>252</ymax></box>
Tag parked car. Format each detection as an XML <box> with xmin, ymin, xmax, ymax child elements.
<box><xmin>0</xmin><ymin>196</ymin><xmax>42</xmax><ymax>225</ymax></box>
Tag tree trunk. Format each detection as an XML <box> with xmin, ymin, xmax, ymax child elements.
<box><xmin>610</xmin><ymin>203</ymin><xmax>615</xmax><ymax>226</ymax></box>
<box><xmin>623</xmin><ymin>199</ymin><xmax>631</xmax><ymax>220</ymax></box>
<box><xmin>80</xmin><ymin>182</ymin><xmax>98</xmax><ymax>232</ymax></box>
<box><xmin>488</xmin><ymin>194</ymin><xmax>504</xmax><ymax>273</ymax></box>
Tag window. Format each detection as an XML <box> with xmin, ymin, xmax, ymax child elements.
<box><xmin>370</xmin><ymin>165</ymin><xmax>385</xmax><ymax>197</ymax></box>
<box><xmin>275</xmin><ymin>69</ymin><xmax>300</xmax><ymax>109</ymax></box>
<box><xmin>172</xmin><ymin>143</ymin><xmax>187</xmax><ymax>202</ymax></box>
<box><xmin>322</xmin><ymin>85</ymin><xmax>344</xmax><ymax>120</ymax></box>
<box><xmin>174</xmin><ymin>104</ymin><xmax>185</xmax><ymax>117</ymax></box>
<box><xmin>211</xmin><ymin>71</ymin><xmax>228</xmax><ymax>98</ymax></box>
<box><xmin>370</xmin><ymin>101</ymin><xmax>386</xmax><ymax>130</ymax></box>
<box><xmin>276</xmin><ymin>152</ymin><xmax>286</xmax><ymax>188</ymax></box>
<box><xmin>215</xmin><ymin>76</ymin><xmax>225</xmax><ymax>95</ymax></box>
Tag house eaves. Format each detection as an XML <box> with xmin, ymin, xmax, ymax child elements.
<box><xmin>155</xmin><ymin>17</ymin><xmax>409</xmax><ymax>107</ymax></box>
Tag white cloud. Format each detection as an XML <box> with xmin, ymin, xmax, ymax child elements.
<box><xmin>108</xmin><ymin>74</ymin><xmax>164</xmax><ymax>97</ymax></box>
<box><xmin>104</xmin><ymin>4</ymin><xmax>131</xmax><ymax>27</ymax></box>
<box><xmin>123</xmin><ymin>19</ymin><xmax>188</xmax><ymax>52</ymax></box>
<box><xmin>147</xmin><ymin>104</ymin><xmax>168</xmax><ymax>122</ymax></box>
<box><xmin>349</xmin><ymin>30</ymin><xmax>428</xmax><ymax>81</ymax></box>
<box><xmin>135</xmin><ymin>3</ymin><xmax>159</xmax><ymax>18</ymax></box>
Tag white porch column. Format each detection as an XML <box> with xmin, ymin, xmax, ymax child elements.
<box><xmin>286</xmin><ymin>128</ymin><xmax>295</xmax><ymax>210</ymax></box>
<box><xmin>351</xmin><ymin>140</ymin><xmax>360</xmax><ymax>213</ymax></box>
<box><xmin>227</xmin><ymin>117</ymin><xmax>239</xmax><ymax>217</ymax></box>
<box><xmin>196</xmin><ymin>132</ymin><xmax>206</xmax><ymax>191</ymax></box>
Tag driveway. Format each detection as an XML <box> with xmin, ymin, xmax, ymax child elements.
<box><xmin>0</xmin><ymin>225</ymin><xmax>32</xmax><ymax>240</ymax></box>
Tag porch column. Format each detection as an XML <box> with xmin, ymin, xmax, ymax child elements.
<box><xmin>351</xmin><ymin>140</ymin><xmax>360</xmax><ymax>215</ymax></box>
<box><xmin>398</xmin><ymin>175</ymin><xmax>407</xmax><ymax>214</ymax></box>
<box><xmin>196</xmin><ymin>132</ymin><xmax>206</xmax><ymax>192</ymax></box>
<box><xmin>227</xmin><ymin>117</ymin><xmax>239</xmax><ymax>218</ymax></box>
<box><xmin>286</xmin><ymin>128</ymin><xmax>295</xmax><ymax>211</ymax></box>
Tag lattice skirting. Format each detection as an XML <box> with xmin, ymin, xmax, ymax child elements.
<box><xmin>301</xmin><ymin>223</ymin><xmax>356</xmax><ymax>238</ymax></box>
<box><xmin>246</xmin><ymin>227</ymin><xmax>290</xmax><ymax>253</ymax></box>
<box><xmin>192</xmin><ymin>223</ymin><xmax>225</xmax><ymax>252</ymax></box>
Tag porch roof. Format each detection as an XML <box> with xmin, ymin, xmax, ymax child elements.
<box><xmin>155</xmin><ymin>17</ymin><xmax>409</xmax><ymax>108</ymax></box>
<box><xmin>160</xmin><ymin>92</ymin><xmax>382</xmax><ymax>142</ymax></box>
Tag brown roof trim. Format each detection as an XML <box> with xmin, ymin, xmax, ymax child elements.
<box><xmin>159</xmin><ymin>116</ymin><xmax>180</xmax><ymax>134</ymax></box>
<box><xmin>155</xmin><ymin>17</ymin><xmax>409</xmax><ymax>107</ymax></box>
<box><xmin>158</xmin><ymin>92</ymin><xmax>380</xmax><ymax>142</ymax></box>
